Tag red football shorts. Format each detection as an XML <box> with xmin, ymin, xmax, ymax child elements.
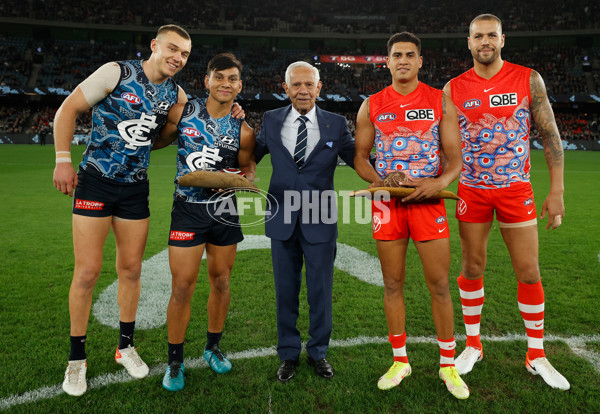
<box><xmin>372</xmin><ymin>198</ymin><xmax>450</xmax><ymax>241</ymax></box>
<box><xmin>455</xmin><ymin>181</ymin><xmax>537</xmax><ymax>225</ymax></box>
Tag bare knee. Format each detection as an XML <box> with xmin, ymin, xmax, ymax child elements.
<box><xmin>117</xmin><ymin>260</ymin><xmax>142</xmax><ymax>282</ymax></box>
<box><xmin>516</xmin><ymin>265</ymin><xmax>540</xmax><ymax>284</ymax></box>
<box><xmin>383</xmin><ymin>276</ymin><xmax>404</xmax><ymax>297</ymax></box>
<box><xmin>73</xmin><ymin>266</ymin><xmax>101</xmax><ymax>291</ymax></box>
<box><xmin>461</xmin><ymin>257</ymin><xmax>486</xmax><ymax>279</ymax></box>
<box><xmin>209</xmin><ymin>272</ymin><xmax>231</xmax><ymax>295</ymax></box>
<box><xmin>427</xmin><ymin>278</ymin><xmax>451</xmax><ymax>301</ymax></box>
<box><xmin>171</xmin><ymin>278</ymin><xmax>197</xmax><ymax>304</ymax></box>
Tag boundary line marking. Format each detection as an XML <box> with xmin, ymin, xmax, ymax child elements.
<box><xmin>2</xmin><ymin>334</ymin><xmax>599</xmax><ymax>410</ymax></box>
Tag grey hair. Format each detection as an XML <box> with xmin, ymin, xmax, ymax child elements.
<box><xmin>284</xmin><ymin>61</ymin><xmax>320</xmax><ymax>85</ymax></box>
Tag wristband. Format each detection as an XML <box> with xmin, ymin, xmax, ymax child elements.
<box><xmin>56</xmin><ymin>157</ymin><xmax>72</xmax><ymax>164</ymax></box>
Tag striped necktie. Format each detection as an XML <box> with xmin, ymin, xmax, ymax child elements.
<box><xmin>294</xmin><ymin>115</ymin><xmax>308</xmax><ymax>166</ymax></box>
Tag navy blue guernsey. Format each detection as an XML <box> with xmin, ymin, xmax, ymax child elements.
<box><xmin>80</xmin><ymin>60</ymin><xmax>179</xmax><ymax>183</ymax></box>
<box><xmin>174</xmin><ymin>98</ymin><xmax>242</xmax><ymax>203</ymax></box>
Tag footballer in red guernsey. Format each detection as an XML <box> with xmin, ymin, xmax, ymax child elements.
<box><xmin>443</xmin><ymin>14</ymin><xmax>569</xmax><ymax>391</ymax></box>
<box><xmin>354</xmin><ymin>32</ymin><xmax>469</xmax><ymax>399</ymax></box>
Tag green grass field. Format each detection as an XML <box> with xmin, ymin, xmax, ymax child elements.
<box><xmin>0</xmin><ymin>145</ymin><xmax>599</xmax><ymax>413</ymax></box>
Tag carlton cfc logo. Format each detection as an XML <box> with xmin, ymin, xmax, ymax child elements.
<box><xmin>121</xmin><ymin>92</ymin><xmax>141</xmax><ymax>104</ymax></box>
<box><xmin>182</xmin><ymin>128</ymin><xmax>200</xmax><ymax>137</ymax></box>
<box><xmin>377</xmin><ymin>113</ymin><xmax>396</xmax><ymax>122</ymax></box>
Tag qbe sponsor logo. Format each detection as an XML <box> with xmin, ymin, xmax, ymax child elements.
<box><xmin>169</xmin><ymin>231</ymin><xmax>195</xmax><ymax>241</ymax></box>
<box><xmin>405</xmin><ymin>109</ymin><xmax>434</xmax><ymax>121</ymax></box>
<box><xmin>489</xmin><ymin>93</ymin><xmax>517</xmax><ymax>107</ymax></box>
<box><xmin>121</xmin><ymin>92</ymin><xmax>141</xmax><ymax>104</ymax></box>
<box><xmin>74</xmin><ymin>199</ymin><xmax>104</xmax><ymax>210</ymax></box>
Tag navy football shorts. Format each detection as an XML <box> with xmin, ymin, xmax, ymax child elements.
<box><xmin>168</xmin><ymin>196</ymin><xmax>244</xmax><ymax>247</ymax></box>
<box><xmin>72</xmin><ymin>170</ymin><xmax>150</xmax><ymax>219</ymax></box>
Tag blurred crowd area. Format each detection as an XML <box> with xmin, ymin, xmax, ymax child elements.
<box><xmin>1</xmin><ymin>1</ymin><xmax>599</xmax><ymax>139</ymax></box>
<box><xmin>2</xmin><ymin>0</ymin><xmax>598</xmax><ymax>33</ymax></box>
<box><xmin>1</xmin><ymin>36</ymin><xmax>598</xmax><ymax>96</ymax></box>
<box><xmin>2</xmin><ymin>104</ymin><xmax>599</xmax><ymax>142</ymax></box>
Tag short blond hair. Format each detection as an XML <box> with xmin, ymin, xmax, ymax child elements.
<box><xmin>156</xmin><ymin>24</ymin><xmax>191</xmax><ymax>41</ymax></box>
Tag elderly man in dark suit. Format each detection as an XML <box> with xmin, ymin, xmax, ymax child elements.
<box><xmin>255</xmin><ymin>61</ymin><xmax>355</xmax><ymax>382</ymax></box>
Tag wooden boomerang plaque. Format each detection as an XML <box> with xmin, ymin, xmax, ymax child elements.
<box><xmin>348</xmin><ymin>187</ymin><xmax>459</xmax><ymax>200</ymax></box>
<box><xmin>178</xmin><ymin>170</ymin><xmax>259</xmax><ymax>192</ymax></box>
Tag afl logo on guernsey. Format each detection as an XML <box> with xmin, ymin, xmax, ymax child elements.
<box><xmin>182</xmin><ymin>127</ymin><xmax>200</xmax><ymax>137</ymax></box>
<box><xmin>121</xmin><ymin>93</ymin><xmax>141</xmax><ymax>104</ymax></box>
<box><xmin>377</xmin><ymin>113</ymin><xmax>396</xmax><ymax>122</ymax></box>
<box><xmin>435</xmin><ymin>216</ymin><xmax>446</xmax><ymax>224</ymax></box>
<box><xmin>463</xmin><ymin>99</ymin><xmax>481</xmax><ymax>109</ymax></box>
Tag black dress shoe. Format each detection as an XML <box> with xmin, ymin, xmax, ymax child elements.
<box><xmin>276</xmin><ymin>360</ymin><xmax>299</xmax><ymax>383</ymax></box>
<box><xmin>307</xmin><ymin>356</ymin><xmax>334</xmax><ymax>379</ymax></box>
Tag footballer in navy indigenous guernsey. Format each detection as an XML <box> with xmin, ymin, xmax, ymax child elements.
<box><xmin>155</xmin><ymin>53</ymin><xmax>255</xmax><ymax>392</ymax></box>
<box><xmin>53</xmin><ymin>25</ymin><xmax>192</xmax><ymax>398</ymax></box>
<box><xmin>81</xmin><ymin>60</ymin><xmax>178</xmax><ymax>183</ymax></box>
<box><xmin>174</xmin><ymin>98</ymin><xmax>243</xmax><ymax>202</ymax></box>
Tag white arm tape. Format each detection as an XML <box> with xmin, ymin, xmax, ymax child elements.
<box><xmin>79</xmin><ymin>62</ymin><xmax>121</xmax><ymax>107</ymax></box>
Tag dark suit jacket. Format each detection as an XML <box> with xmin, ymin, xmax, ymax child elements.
<box><xmin>255</xmin><ymin>104</ymin><xmax>355</xmax><ymax>244</ymax></box>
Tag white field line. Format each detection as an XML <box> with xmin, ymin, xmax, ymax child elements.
<box><xmin>92</xmin><ymin>236</ymin><xmax>384</xmax><ymax>330</ymax></box>
<box><xmin>1</xmin><ymin>334</ymin><xmax>599</xmax><ymax>410</ymax></box>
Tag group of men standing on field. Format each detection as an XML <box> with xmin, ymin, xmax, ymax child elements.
<box><xmin>53</xmin><ymin>13</ymin><xmax>569</xmax><ymax>399</ymax></box>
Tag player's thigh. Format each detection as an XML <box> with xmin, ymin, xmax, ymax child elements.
<box><xmin>414</xmin><ymin>238</ymin><xmax>451</xmax><ymax>291</ymax></box>
<box><xmin>206</xmin><ymin>243</ymin><xmax>237</xmax><ymax>279</ymax></box>
<box><xmin>72</xmin><ymin>214</ymin><xmax>112</xmax><ymax>270</ymax></box>
<box><xmin>458</xmin><ymin>221</ymin><xmax>493</xmax><ymax>276</ymax></box>
<box><xmin>376</xmin><ymin>238</ymin><xmax>409</xmax><ymax>286</ymax></box>
<box><xmin>169</xmin><ymin>245</ymin><xmax>205</xmax><ymax>289</ymax></box>
<box><xmin>499</xmin><ymin>225</ymin><xmax>540</xmax><ymax>282</ymax></box>
<box><xmin>112</xmin><ymin>217</ymin><xmax>149</xmax><ymax>269</ymax></box>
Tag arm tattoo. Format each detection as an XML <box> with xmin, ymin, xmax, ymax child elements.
<box><xmin>530</xmin><ymin>70</ymin><xmax>563</xmax><ymax>166</ymax></box>
<box><xmin>442</xmin><ymin>94</ymin><xmax>447</xmax><ymax>116</ymax></box>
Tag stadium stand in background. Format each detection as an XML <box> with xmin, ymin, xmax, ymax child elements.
<box><xmin>1</xmin><ymin>0</ymin><xmax>599</xmax><ymax>145</ymax></box>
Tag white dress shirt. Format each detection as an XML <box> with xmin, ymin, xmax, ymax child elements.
<box><xmin>281</xmin><ymin>106</ymin><xmax>321</xmax><ymax>162</ymax></box>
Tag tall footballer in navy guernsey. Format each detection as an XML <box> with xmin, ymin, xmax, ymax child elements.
<box><xmin>52</xmin><ymin>25</ymin><xmax>191</xmax><ymax>397</ymax></box>
<box><xmin>154</xmin><ymin>53</ymin><xmax>256</xmax><ymax>392</ymax></box>
<box><xmin>81</xmin><ymin>59</ymin><xmax>179</xmax><ymax>183</ymax></box>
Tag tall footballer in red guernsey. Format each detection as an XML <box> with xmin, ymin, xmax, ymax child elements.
<box><xmin>355</xmin><ymin>32</ymin><xmax>468</xmax><ymax>399</ymax></box>
<box><xmin>443</xmin><ymin>14</ymin><xmax>569</xmax><ymax>390</ymax></box>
